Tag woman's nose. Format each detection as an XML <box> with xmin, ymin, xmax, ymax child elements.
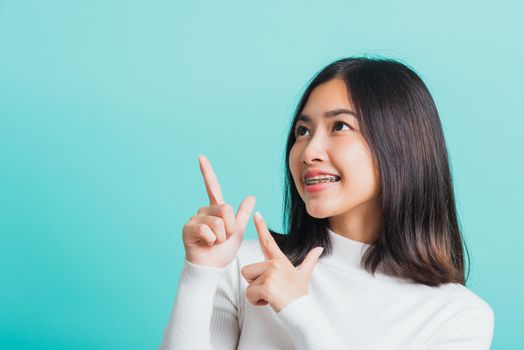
<box><xmin>301</xmin><ymin>134</ymin><xmax>327</xmax><ymax>164</ymax></box>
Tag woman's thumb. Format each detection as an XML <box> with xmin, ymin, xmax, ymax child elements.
<box><xmin>234</xmin><ymin>196</ymin><xmax>256</xmax><ymax>234</ymax></box>
<box><xmin>297</xmin><ymin>246</ymin><xmax>324</xmax><ymax>277</ymax></box>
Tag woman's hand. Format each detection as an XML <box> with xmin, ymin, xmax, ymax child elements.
<box><xmin>182</xmin><ymin>155</ymin><xmax>256</xmax><ymax>268</ymax></box>
<box><xmin>241</xmin><ymin>212</ymin><xmax>324</xmax><ymax>313</ymax></box>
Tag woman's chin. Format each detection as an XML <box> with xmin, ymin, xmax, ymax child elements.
<box><xmin>305</xmin><ymin>205</ymin><xmax>332</xmax><ymax>219</ymax></box>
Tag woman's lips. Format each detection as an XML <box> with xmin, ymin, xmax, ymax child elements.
<box><xmin>304</xmin><ymin>180</ymin><xmax>339</xmax><ymax>193</ymax></box>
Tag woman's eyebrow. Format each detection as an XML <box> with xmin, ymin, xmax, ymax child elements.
<box><xmin>297</xmin><ymin>108</ymin><xmax>356</xmax><ymax>122</ymax></box>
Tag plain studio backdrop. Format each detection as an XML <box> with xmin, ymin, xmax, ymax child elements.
<box><xmin>0</xmin><ymin>0</ymin><xmax>522</xmax><ymax>349</ymax></box>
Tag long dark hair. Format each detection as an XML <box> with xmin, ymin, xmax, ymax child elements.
<box><xmin>269</xmin><ymin>56</ymin><xmax>470</xmax><ymax>287</ymax></box>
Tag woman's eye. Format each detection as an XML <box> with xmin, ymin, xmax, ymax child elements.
<box><xmin>295</xmin><ymin>125</ymin><xmax>310</xmax><ymax>137</ymax></box>
<box><xmin>334</xmin><ymin>121</ymin><xmax>351</xmax><ymax>131</ymax></box>
<box><xmin>295</xmin><ymin>122</ymin><xmax>352</xmax><ymax>137</ymax></box>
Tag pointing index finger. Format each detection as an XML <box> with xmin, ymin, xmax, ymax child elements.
<box><xmin>253</xmin><ymin>211</ymin><xmax>287</xmax><ymax>261</ymax></box>
<box><xmin>198</xmin><ymin>154</ymin><xmax>225</xmax><ymax>205</ymax></box>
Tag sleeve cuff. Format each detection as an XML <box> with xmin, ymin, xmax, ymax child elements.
<box><xmin>179</xmin><ymin>259</ymin><xmax>225</xmax><ymax>286</ymax></box>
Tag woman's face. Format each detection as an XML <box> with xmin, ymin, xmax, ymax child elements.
<box><xmin>289</xmin><ymin>78</ymin><xmax>381</xmax><ymax>220</ymax></box>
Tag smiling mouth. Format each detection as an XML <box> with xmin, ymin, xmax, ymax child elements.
<box><xmin>304</xmin><ymin>175</ymin><xmax>341</xmax><ymax>185</ymax></box>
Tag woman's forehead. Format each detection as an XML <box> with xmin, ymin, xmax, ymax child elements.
<box><xmin>301</xmin><ymin>79</ymin><xmax>355</xmax><ymax>117</ymax></box>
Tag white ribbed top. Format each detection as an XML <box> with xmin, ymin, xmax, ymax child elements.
<box><xmin>159</xmin><ymin>228</ymin><xmax>494</xmax><ymax>349</ymax></box>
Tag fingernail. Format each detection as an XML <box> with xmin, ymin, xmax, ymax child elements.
<box><xmin>254</xmin><ymin>211</ymin><xmax>262</xmax><ymax>220</ymax></box>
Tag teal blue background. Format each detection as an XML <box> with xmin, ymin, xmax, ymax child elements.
<box><xmin>1</xmin><ymin>0</ymin><xmax>523</xmax><ymax>348</ymax></box>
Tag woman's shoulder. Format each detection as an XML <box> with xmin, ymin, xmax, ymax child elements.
<box><xmin>444</xmin><ymin>283</ymin><xmax>494</xmax><ymax>314</ymax></box>
<box><xmin>425</xmin><ymin>283</ymin><xmax>495</xmax><ymax>346</ymax></box>
<box><xmin>429</xmin><ymin>283</ymin><xmax>495</xmax><ymax>335</ymax></box>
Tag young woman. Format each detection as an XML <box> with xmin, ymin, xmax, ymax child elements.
<box><xmin>159</xmin><ymin>57</ymin><xmax>495</xmax><ymax>349</ymax></box>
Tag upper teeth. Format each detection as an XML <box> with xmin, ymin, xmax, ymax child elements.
<box><xmin>305</xmin><ymin>175</ymin><xmax>340</xmax><ymax>184</ymax></box>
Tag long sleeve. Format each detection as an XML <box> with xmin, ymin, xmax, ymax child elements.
<box><xmin>158</xmin><ymin>258</ymin><xmax>240</xmax><ymax>350</ymax></box>
<box><xmin>426</xmin><ymin>306</ymin><xmax>495</xmax><ymax>350</ymax></box>
<box><xmin>275</xmin><ymin>294</ymin><xmax>348</xmax><ymax>349</ymax></box>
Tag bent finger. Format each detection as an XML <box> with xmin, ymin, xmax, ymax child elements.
<box><xmin>198</xmin><ymin>204</ymin><xmax>237</xmax><ymax>237</ymax></box>
<box><xmin>241</xmin><ymin>261</ymin><xmax>270</xmax><ymax>282</ymax></box>
<box><xmin>200</xmin><ymin>215</ymin><xmax>227</xmax><ymax>244</ymax></box>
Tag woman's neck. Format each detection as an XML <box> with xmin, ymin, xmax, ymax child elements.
<box><xmin>328</xmin><ymin>197</ymin><xmax>381</xmax><ymax>244</ymax></box>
